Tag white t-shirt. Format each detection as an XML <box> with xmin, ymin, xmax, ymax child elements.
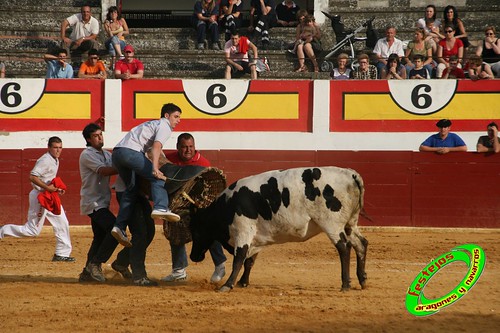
<box><xmin>66</xmin><ymin>13</ymin><xmax>100</xmax><ymax>40</ymax></box>
<box><xmin>115</xmin><ymin>118</ymin><xmax>173</xmax><ymax>153</ymax></box>
<box><xmin>30</xmin><ymin>152</ymin><xmax>59</xmax><ymax>191</ymax></box>
<box><xmin>225</xmin><ymin>38</ymin><xmax>250</xmax><ymax>62</ymax></box>
<box><xmin>416</xmin><ymin>18</ymin><xmax>441</xmax><ymax>34</ymax></box>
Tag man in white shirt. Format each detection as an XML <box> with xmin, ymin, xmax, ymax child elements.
<box><xmin>60</xmin><ymin>5</ymin><xmax>100</xmax><ymax>61</ymax></box>
<box><xmin>0</xmin><ymin>137</ymin><xmax>74</xmax><ymax>262</ymax></box>
<box><xmin>373</xmin><ymin>25</ymin><xmax>405</xmax><ymax>78</ymax></box>
<box><xmin>111</xmin><ymin>103</ymin><xmax>182</xmax><ymax>248</ymax></box>
<box><xmin>225</xmin><ymin>32</ymin><xmax>258</xmax><ymax>79</ymax></box>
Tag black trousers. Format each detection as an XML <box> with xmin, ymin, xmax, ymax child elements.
<box><xmin>114</xmin><ymin>193</ymin><xmax>156</xmax><ymax>280</ymax></box>
<box><xmin>87</xmin><ymin>208</ymin><xmax>119</xmax><ymax>265</ymax></box>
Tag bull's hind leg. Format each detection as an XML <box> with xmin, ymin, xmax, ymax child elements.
<box><xmin>347</xmin><ymin>228</ymin><xmax>368</xmax><ymax>289</ymax></box>
<box><xmin>218</xmin><ymin>244</ymin><xmax>248</xmax><ymax>292</ymax></box>
<box><xmin>237</xmin><ymin>253</ymin><xmax>258</xmax><ymax>288</ymax></box>
<box><xmin>334</xmin><ymin>232</ymin><xmax>352</xmax><ymax>291</ymax></box>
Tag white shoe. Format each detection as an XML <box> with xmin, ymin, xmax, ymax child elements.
<box><xmin>151</xmin><ymin>209</ymin><xmax>180</xmax><ymax>222</ymax></box>
<box><xmin>161</xmin><ymin>269</ymin><xmax>187</xmax><ymax>282</ymax></box>
<box><xmin>210</xmin><ymin>263</ymin><xmax>226</xmax><ymax>283</ymax></box>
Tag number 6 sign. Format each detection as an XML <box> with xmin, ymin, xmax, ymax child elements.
<box><xmin>0</xmin><ymin>79</ymin><xmax>46</xmax><ymax>114</ymax></box>
<box><xmin>388</xmin><ymin>80</ymin><xmax>457</xmax><ymax>115</ymax></box>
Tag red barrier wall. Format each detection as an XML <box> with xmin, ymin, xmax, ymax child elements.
<box><xmin>1</xmin><ymin>149</ymin><xmax>498</xmax><ymax>228</ymax></box>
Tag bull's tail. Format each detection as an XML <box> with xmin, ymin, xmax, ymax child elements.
<box><xmin>352</xmin><ymin>173</ymin><xmax>374</xmax><ymax>222</ymax></box>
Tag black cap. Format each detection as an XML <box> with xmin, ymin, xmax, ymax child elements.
<box><xmin>436</xmin><ymin>119</ymin><xmax>452</xmax><ymax>128</ymax></box>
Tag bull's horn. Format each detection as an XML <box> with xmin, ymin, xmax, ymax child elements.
<box><xmin>182</xmin><ymin>191</ymin><xmax>196</xmax><ymax>205</ymax></box>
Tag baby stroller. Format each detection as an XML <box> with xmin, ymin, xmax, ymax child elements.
<box><xmin>320</xmin><ymin>12</ymin><xmax>377</xmax><ymax>72</ymax></box>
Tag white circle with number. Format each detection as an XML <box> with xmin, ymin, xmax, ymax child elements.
<box><xmin>182</xmin><ymin>80</ymin><xmax>250</xmax><ymax>115</ymax></box>
<box><xmin>388</xmin><ymin>80</ymin><xmax>457</xmax><ymax>115</ymax></box>
<box><xmin>0</xmin><ymin>79</ymin><xmax>46</xmax><ymax>114</ymax></box>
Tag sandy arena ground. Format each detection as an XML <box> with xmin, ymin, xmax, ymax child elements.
<box><xmin>0</xmin><ymin>226</ymin><xmax>498</xmax><ymax>333</ymax></box>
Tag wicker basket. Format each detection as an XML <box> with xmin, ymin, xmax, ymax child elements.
<box><xmin>163</xmin><ymin>167</ymin><xmax>227</xmax><ymax>244</ymax></box>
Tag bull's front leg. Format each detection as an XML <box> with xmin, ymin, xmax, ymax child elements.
<box><xmin>218</xmin><ymin>244</ymin><xmax>248</xmax><ymax>292</ymax></box>
<box><xmin>237</xmin><ymin>253</ymin><xmax>258</xmax><ymax>288</ymax></box>
<box><xmin>334</xmin><ymin>232</ymin><xmax>352</xmax><ymax>292</ymax></box>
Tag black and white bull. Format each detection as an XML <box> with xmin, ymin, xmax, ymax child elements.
<box><xmin>189</xmin><ymin>167</ymin><xmax>369</xmax><ymax>292</ymax></box>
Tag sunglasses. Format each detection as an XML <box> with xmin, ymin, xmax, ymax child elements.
<box><xmin>89</xmin><ymin>56</ymin><xmax>98</xmax><ymax>59</ymax></box>
<box><xmin>445</xmin><ymin>30</ymin><xmax>453</xmax><ymax>33</ymax></box>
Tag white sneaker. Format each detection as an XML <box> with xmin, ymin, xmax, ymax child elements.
<box><xmin>210</xmin><ymin>263</ymin><xmax>226</xmax><ymax>283</ymax></box>
<box><xmin>161</xmin><ymin>269</ymin><xmax>187</xmax><ymax>282</ymax></box>
<box><xmin>151</xmin><ymin>209</ymin><xmax>180</xmax><ymax>222</ymax></box>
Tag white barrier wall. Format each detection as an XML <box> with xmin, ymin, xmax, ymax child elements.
<box><xmin>0</xmin><ymin>79</ymin><xmax>497</xmax><ymax>151</ymax></box>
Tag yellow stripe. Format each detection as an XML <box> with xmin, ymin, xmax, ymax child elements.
<box><xmin>0</xmin><ymin>93</ymin><xmax>91</xmax><ymax>119</ymax></box>
<box><xmin>345</xmin><ymin>93</ymin><xmax>500</xmax><ymax>119</ymax></box>
<box><xmin>135</xmin><ymin>93</ymin><xmax>299</xmax><ymax>119</ymax></box>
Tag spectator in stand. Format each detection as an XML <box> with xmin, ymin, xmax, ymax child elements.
<box><xmin>219</xmin><ymin>0</ymin><xmax>243</xmax><ymax>42</ymax></box>
<box><xmin>442</xmin><ymin>5</ymin><xmax>469</xmax><ymax>49</ymax></box>
<box><xmin>405</xmin><ymin>28</ymin><xmax>434</xmax><ymax>78</ymax></box>
<box><xmin>467</xmin><ymin>55</ymin><xmax>494</xmax><ymax>80</ymax></box>
<box><xmin>408</xmin><ymin>54</ymin><xmax>430</xmax><ymax>79</ymax></box>
<box><xmin>224</xmin><ymin>31</ymin><xmax>258</xmax><ymax>79</ymax></box>
<box><xmin>293</xmin><ymin>14</ymin><xmax>321</xmax><ymax>72</ymax></box>
<box><xmin>114</xmin><ymin>45</ymin><xmax>144</xmax><ymax>80</ymax></box>
<box><xmin>381</xmin><ymin>53</ymin><xmax>407</xmax><ymax>79</ymax></box>
<box><xmin>477</xmin><ymin>122</ymin><xmax>500</xmax><ymax>153</ymax></box>
<box><xmin>351</xmin><ymin>53</ymin><xmax>377</xmax><ymax>80</ymax></box>
<box><xmin>475</xmin><ymin>26</ymin><xmax>500</xmax><ymax>77</ymax></box>
<box><xmin>249</xmin><ymin>0</ymin><xmax>277</xmax><ymax>49</ymax></box>
<box><xmin>0</xmin><ymin>62</ymin><xmax>5</xmax><ymax>78</ymax></box>
<box><xmin>60</xmin><ymin>5</ymin><xmax>99</xmax><ymax>62</ymax></box>
<box><xmin>103</xmin><ymin>6</ymin><xmax>129</xmax><ymax>70</ymax></box>
<box><xmin>44</xmin><ymin>48</ymin><xmax>74</xmax><ymax>79</ymax></box>
<box><xmin>441</xmin><ymin>55</ymin><xmax>465</xmax><ymax>79</ymax></box>
<box><xmin>161</xmin><ymin>133</ymin><xmax>227</xmax><ymax>283</ymax></box>
<box><xmin>275</xmin><ymin>0</ymin><xmax>300</xmax><ymax>27</ymax></box>
<box><xmin>373</xmin><ymin>25</ymin><xmax>405</xmax><ymax>78</ymax></box>
<box><xmin>416</xmin><ymin>4</ymin><xmax>443</xmax><ymax>55</ymax></box>
<box><xmin>419</xmin><ymin>119</ymin><xmax>467</xmax><ymax>154</ymax></box>
<box><xmin>78</xmin><ymin>49</ymin><xmax>107</xmax><ymax>79</ymax></box>
<box><xmin>192</xmin><ymin>0</ymin><xmax>220</xmax><ymax>50</ymax></box>
<box><xmin>436</xmin><ymin>25</ymin><xmax>464</xmax><ymax>78</ymax></box>
<box><xmin>330</xmin><ymin>53</ymin><xmax>351</xmax><ymax>80</ymax></box>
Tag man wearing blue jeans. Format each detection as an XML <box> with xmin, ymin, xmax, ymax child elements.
<box><xmin>161</xmin><ymin>133</ymin><xmax>226</xmax><ymax>283</ymax></box>
<box><xmin>111</xmin><ymin>103</ymin><xmax>182</xmax><ymax>247</ymax></box>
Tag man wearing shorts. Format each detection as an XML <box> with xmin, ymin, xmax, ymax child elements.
<box><xmin>224</xmin><ymin>32</ymin><xmax>258</xmax><ymax>79</ymax></box>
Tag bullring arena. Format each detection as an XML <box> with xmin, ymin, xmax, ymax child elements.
<box><xmin>1</xmin><ymin>0</ymin><xmax>500</xmax><ymax>328</ymax></box>
<box><xmin>0</xmin><ymin>226</ymin><xmax>499</xmax><ymax>332</ymax></box>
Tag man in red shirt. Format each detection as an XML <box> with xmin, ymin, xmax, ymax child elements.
<box><xmin>162</xmin><ymin>133</ymin><xmax>227</xmax><ymax>283</ymax></box>
<box><xmin>114</xmin><ymin>44</ymin><xmax>144</xmax><ymax>80</ymax></box>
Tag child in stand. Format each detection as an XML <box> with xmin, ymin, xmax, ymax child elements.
<box><xmin>409</xmin><ymin>54</ymin><xmax>430</xmax><ymax>79</ymax></box>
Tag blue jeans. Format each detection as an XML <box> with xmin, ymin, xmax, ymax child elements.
<box><xmin>112</xmin><ymin>147</ymin><xmax>169</xmax><ymax>230</ymax></box>
<box><xmin>170</xmin><ymin>241</ymin><xmax>226</xmax><ymax>271</ymax></box>
<box><xmin>193</xmin><ymin>20</ymin><xmax>219</xmax><ymax>44</ymax></box>
<box><xmin>105</xmin><ymin>36</ymin><xmax>126</xmax><ymax>56</ymax></box>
